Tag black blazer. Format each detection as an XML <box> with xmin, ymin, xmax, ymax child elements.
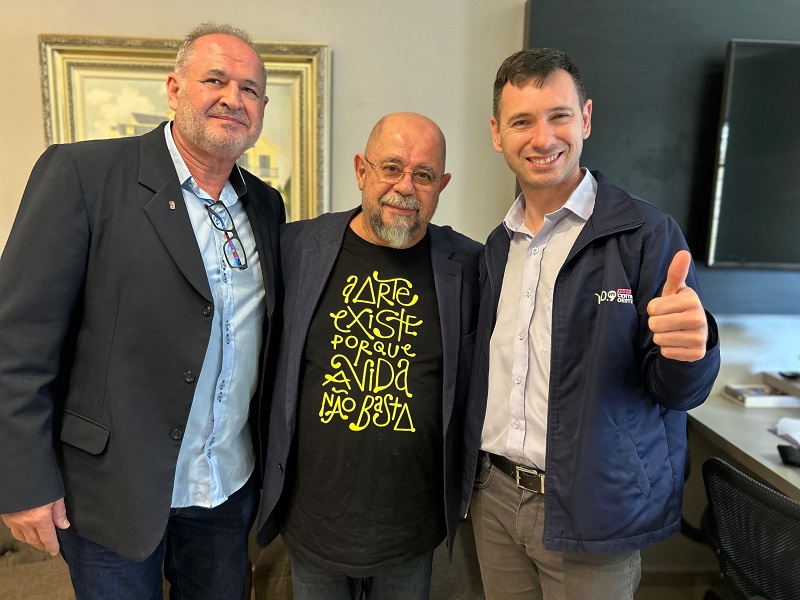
<box><xmin>0</xmin><ymin>124</ymin><xmax>284</xmax><ymax>560</ymax></box>
<box><xmin>256</xmin><ymin>209</ymin><xmax>481</xmax><ymax>553</ymax></box>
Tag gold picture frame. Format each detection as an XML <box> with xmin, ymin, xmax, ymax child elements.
<box><xmin>39</xmin><ymin>34</ymin><xmax>330</xmax><ymax>221</ymax></box>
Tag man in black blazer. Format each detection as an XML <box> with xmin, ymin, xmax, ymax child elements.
<box><xmin>256</xmin><ymin>112</ymin><xmax>481</xmax><ymax>599</ymax></box>
<box><xmin>0</xmin><ymin>23</ymin><xmax>284</xmax><ymax>599</ymax></box>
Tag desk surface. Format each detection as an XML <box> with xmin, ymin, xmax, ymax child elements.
<box><xmin>689</xmin><ymin>394</ymin><xmax>800</xmax><ymax>500</ymax></box>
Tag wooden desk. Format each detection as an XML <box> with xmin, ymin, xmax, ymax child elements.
<box><xmin>689</xmin><ymin>394</ymin><xmax>800</xmax><ymax>500</ymax></box>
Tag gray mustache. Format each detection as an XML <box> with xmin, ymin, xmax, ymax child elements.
<box><xmin>380</xmin><ymin>195</ymin><xmax>421</xmax><ymax>210</ymax></box>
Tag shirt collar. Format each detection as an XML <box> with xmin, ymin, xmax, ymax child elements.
<box><xmin>164</xmin><ymin>122</ymin><xmax>247</xmax><ymax>207</ymax></box>
<box><xmin>502</xmin><ymin>168</ymin><xmax>597</xmax><ymax>238</ymax></box>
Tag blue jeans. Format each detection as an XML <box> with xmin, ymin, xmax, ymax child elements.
<box><xmin>288</xmin><ymin>549</ymin><xmax>434</xmax><ymax>600</ymax></box>
<box><xmin>58</xmin><ymin>475</ymin><xmax>258</xmax><ymax>600</ymax></box>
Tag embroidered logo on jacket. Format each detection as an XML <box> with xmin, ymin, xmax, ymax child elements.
<box><xmin>594</xmin><ymin>288</ymin><xmax>633</xmax><ymax>304</ymax></box>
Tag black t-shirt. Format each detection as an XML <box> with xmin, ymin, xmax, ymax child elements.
<box><xmin>282</xmin><ymin>227</ymin><xmax>445</xmax><ymax>575</ymax></box>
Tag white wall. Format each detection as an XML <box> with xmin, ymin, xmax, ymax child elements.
<box><xmin>0</xmin><ymin>0</ymin><xmax>525</xmax><ymax>250</ymax></box>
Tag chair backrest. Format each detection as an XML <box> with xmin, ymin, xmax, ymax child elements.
<box><xmin>703</xmin><ymin>457</ymin><xmax>800</xmax><ymax>600</ymax></box>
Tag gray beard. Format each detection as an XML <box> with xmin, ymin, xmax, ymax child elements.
<box><xmin>176</xmin><ymin>104</ymin><xmax>261</xmax><ymax>160</ymax></box>
<box><xmin>369</xmin><ymin>194</ymin><xmax>423</xmax><ymax>248</ymax></box>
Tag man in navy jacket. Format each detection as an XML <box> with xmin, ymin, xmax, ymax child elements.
<box><xmin>467</xmin><ymin>49</ymin><xmax>720</xmax><ymax>599</ymax></box>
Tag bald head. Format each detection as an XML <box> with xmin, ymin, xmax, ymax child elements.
<box><xmin>353</xmin><ymin>112</ymin><xmax>451</xmax><ymax>249</ymax></box>
<box><xmin>365</xmin><ymin>112</ymin><xmax>447</xmax><ymax>171</ymax></box>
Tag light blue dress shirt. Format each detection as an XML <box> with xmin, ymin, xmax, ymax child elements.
<box><xmin>164</xmin><ymin>123</ymin><xmax>266</xmax><ymax>508</ymax></box>
<box><xmin>480</xmin><ymin>170</ymin><xmax>596</xmax><ymax>469</ymax></box>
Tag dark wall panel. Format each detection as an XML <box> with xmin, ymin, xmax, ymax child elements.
<box><xmin>524</xmin><ymin>0</ymin><xmax>800</xmax><ymax>314</ymax></box>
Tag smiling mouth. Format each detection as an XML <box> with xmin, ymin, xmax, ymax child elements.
<box><xmin>380</xmin><ymin>195</ymin><xmax>421</xmax><ymax>214</ymax></box>
<box><xmin>527</xmin><ymin>152</ymin><xmax>561</xmax><ymax>165</ymax></box>
<box><xmin>383</xmin><ymin>204</ymin><xmax>417</xmax><ymax>218</ymax></box>
<box><xmin>216</xmin><ymin>117</ymin><xmax>245</xmax><ymax>126</ymax></box>
<box><xmin>210</xmin><ymin>113</ymin><xmax>248</xmax><ymax>128</ymax></box>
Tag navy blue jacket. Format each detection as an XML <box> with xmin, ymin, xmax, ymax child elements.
<box><xmin>465</xmin><ymin>172</ymin><xmax>720</xmax><ymax>554</ymax></box>
<box><xmin>256</xmin><ymin>208</ymin><xmax>481</xmax><ymax>553</ymax></box>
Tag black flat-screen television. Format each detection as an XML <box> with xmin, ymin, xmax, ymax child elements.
<box><xmin>706</xmin><ymin>39</ymin><xmax>800</xmax><ymax>269</ymax></box>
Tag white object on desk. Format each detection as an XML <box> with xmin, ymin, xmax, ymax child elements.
<box><xmin>722</xmin><ymin>383</ymin><xmax>800</xmax><ymax>408</ymax></box>
<box><xmin>777</xmin><ymin>417</ymin><xmax>800</xmax><ymax>446</ymax></box>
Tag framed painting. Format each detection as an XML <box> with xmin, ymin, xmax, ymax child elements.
<box><xmin>39</xmin><ymin>34</ymin><xmax>330</xmax><ymax>221</ymax></box>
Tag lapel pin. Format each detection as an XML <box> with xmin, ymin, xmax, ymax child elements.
<box><xmin>169</xmin><ymin>201</ymin><xmax>176</xmax><ymax>210</ymax></box>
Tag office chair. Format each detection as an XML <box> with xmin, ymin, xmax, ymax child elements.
<box><xmin>702</xmin><ymin>457</ymin><xmax>800</xmax><ymax>600</ymax></box>
<box><xmin>680</xmin><ymin>437</ymin><xmax>712</xmax><ymax>546</ymax></box>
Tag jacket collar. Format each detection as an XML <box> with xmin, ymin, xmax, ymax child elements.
<box><xmin>140</xmin><ymin>124</ymin><xmax>210</xmax><ymax>301</ymax></box>
<box><xmin>568</xmin><ymin>170</ymin><xmax>645</xmax><ymax>259</ymax></box>
<box><xmin>138</xmin><ymin>122</ymin><xmax>180</xmax><ymax>194</ymax></box>
<box><xmin>484</xmin><ymin>170</ymin><xmax>646</xmax><ymax>308</ymax></box>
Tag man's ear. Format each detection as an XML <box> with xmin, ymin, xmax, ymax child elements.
<box><xmin>438</xmin><ymin>172</ymin><xmax>452</xmax><ymax>194</ymax></box>
<box><xmin>490</xmin><ymin>116</ymin><xmax>503</xmax><ymax>153</ymax></box>
<box><xmin>166</xmin><ymin>72</ymin><xmax>181</xmax><ymax>112</ymax></box>
<box><xmin>582</xmin><ymin>99</ymin><xmax>592</xmax><ymax>140</ymax></box>
<box><xmin>354</xmin><ymin>154</ymin><xmax>367</xmax><ymax>190</ymax></box>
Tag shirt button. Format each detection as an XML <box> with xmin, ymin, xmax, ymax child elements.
<box><xmin>525</xmin><ymin>289</ymin><xmax>532</xmax><ymax>297</ymax></box>
<box><xmin>203</xmin><ymin>305</ymin><xmax>213</xmax><ymax>317</ymax></box>
<box><xmin>515</xmin><ymin>376</ymin><xmax>522</xmax><ymax>384</ymax></box>
<box><xmin>170</xmin><ymin>428</ymin><xmax>184</xmax><ymax>441</ymax></box>
<box><xmin>531</xmin><ymin>247</ymin><xmax>539</xmax><ymax>255</ymax></box>
<box><xmin>183</xmin><ymin>371</ymin><xmax>196</xmax><ymax>383</ymax></box>
<box><xmin>513</xmin><ymin>420</ymin><xmax>520</xmax><ymax>429</ymax></box>
<box><xmin>518</xmin><ymin>332</ymin><xmax>524</xmax><ymax>340</ymax></box>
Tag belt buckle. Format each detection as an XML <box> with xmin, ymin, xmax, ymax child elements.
<box><xmin>515</xmin><ymin>465</ymin><xmax>545</xmax><ymax>494</ymax></box>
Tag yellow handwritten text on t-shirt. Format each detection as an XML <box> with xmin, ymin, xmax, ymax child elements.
<box><xmin>330</xmin><ymin>307</ymin><xmax>422</xmax><ymax>342</ymax></box>
<box><xmin>342</xmin><ymin>273</ymin><xmax>419</xmax><ymax>308</ymax></box>
<box><xmin>318</xmin><ymin>271</ymin><xmax>424</xmax><ymax>433</ymax></box>
<box><xmin>318</xmin><ymin>389</ymin><xmax>415</xmax><ymax>432</ymax></box>
<box><xmin>331</xmin><ymin>334</ymin><xmax>415</xmax><ymax>366</ymax></box>
<box><xmin>323</xmin><ymin>356</ymin><xmax>410</xmax><ymax>397</ymax></box>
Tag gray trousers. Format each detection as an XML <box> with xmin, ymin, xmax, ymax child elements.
<box><xmin>470</xmin><ymin>454</ymin><xmax>641</xmax><ymax>600</ymax></box>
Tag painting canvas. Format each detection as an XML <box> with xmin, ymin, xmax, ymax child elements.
<box><xmin>39</xmin><ymin>34</ymin><xmax>330</xmax><ymax>220</ymax></box>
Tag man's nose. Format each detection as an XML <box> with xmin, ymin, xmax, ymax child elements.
<box><xmin>393</xmin><ymin>171</ymin><xmax>416</xmax><ymax>195</ymax></box>
<box><xmin>220</xmin><ymin>83</ymin><xmax>244</xmax><ymax>110</ymax></box>
<box><xmin>528</xmin><ymin>123</ymin><xmax>555</xmax><ymax>150</ymax></box>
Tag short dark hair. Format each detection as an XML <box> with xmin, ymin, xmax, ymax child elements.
<box><xmin>492</xmin><ymin>48</ymin><xmax>586</xmax><ymax>119</ymax></box>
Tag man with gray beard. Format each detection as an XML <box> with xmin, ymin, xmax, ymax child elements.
<box><xmin>256</xmin><ymin>112</ymin><xmax>481</xmax><ymax>599</ymax></box>
<box><xmin>0</xmin><ymin>23</ymin><xmax>284</xmax><ymax>600</ymax></box>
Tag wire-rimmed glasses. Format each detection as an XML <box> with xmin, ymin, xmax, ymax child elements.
<box><xmin>363</xmin><ymin>156</ymin><xmax>441</xmax><ymax>188</ymax></box>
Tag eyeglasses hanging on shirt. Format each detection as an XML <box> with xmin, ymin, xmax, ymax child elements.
<box><xmin>205</xmin><ymin>201</ymin><xmax>248</xmax><ymax>270</ymax></box>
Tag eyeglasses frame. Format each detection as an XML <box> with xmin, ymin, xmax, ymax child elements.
<box><xmin>204</xmin><ymin>201</ymin><xmax>248</xmax><ymax>270</ymax></box>
<box><xmin>362</xmin><ymin>156</ymin><xmax>442</xmax><ymax>189</ymax></box>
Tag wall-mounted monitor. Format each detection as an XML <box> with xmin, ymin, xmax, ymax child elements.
<box><xmin>707</xmin><ymin>39</ymin><xmax>800</xmax><ymax>269</ymax></box>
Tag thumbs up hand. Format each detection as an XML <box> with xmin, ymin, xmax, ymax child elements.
<box><xmin>647</xmin><ymin>250</ymin><xmax>708</xmax><ymax>361</ymax></box>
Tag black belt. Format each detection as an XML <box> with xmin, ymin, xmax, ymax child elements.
<box><xmin>487</xmin><ymin>452</ymin><xmax>545</xmax><ymax>494</ymax></box>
